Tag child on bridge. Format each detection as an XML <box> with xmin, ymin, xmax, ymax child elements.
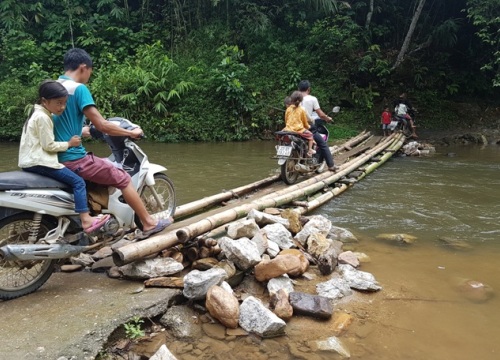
<box><xmin>283</xmin><ymin>91</ymin><xmax>316</xmax><ymax>157</ymax></box>
<box><xmin>18</xmin><ymin>80</ymin><xmax>109</xmax><ymax>234</ymax></box>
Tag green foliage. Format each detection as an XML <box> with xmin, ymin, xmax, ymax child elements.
<box><xmin>123</xmin><ymin>316</ymin><xmax>145</xmax><ymax>340</ymax></box>
<box><xmin>0</xmin><ymin>0</ymin><xmax>499</xmax><ymax>142</ymax></box>
<box><xmin>466</xmin><ymin>0</ymin><xmax>500</xmax><ymax>86</ymax></box>
<box><xmin>90</xmin><ymin>41</ymin><xmax>193</xmax><ymax>139</ymax></box>
<box><xmin>0</xmin><ymin>80</ymin><xmax>37</xmax><ymax>141</ymax></box>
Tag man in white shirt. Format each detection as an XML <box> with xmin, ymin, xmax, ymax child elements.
<box><xmin>298</xmin><ymin>80</ymin><xmax>337</xmax><ymax>171</ymax></box>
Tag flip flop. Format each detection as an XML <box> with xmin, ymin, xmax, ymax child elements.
<box><xmin>84</xmin><ymin>214</ymin><xmax>110</xmax><ymax>234</ymax></box>
<box><xmin>137</xmin><ymin>217</ymin><xmax>174</xmax><ymax>240</ymax></box>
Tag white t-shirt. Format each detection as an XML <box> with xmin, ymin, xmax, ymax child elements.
<box><xmin>301</xmin><ymin>94</ymin><xmax>321</xmax><ymax>120</ymax></box>
<box><xmin>395</xmin><ymin>103</ymin><xmax>408</xmax><ymax>116</ymax></box>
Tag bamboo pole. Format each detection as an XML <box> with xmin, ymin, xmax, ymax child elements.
<box><xmin>173</xmin><ymin>174</ymin><xmax>280</xmax><ymax>219</ymax></box>
<box><xmin>113</xmin><ymin>133</ymin><xmax>403</xmax><ymax>265</ymax></box>
<box><xmin>172</xmin><ymin>132</ymin><xmax>371</xmax><ymax>219</ymax></box>
<box><xmin>292</xmin><ymin>134</ymin><xmax>405</xmax><ymax>214</ymax></box>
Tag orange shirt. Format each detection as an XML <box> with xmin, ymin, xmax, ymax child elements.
<box><xmin>283</xmin><ymin>105</ymin><xmax>310</xmax><ymax>133</ymax></box>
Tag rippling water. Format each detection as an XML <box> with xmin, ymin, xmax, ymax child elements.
<box><xmin>1</xmin><ymin>140</ymin><xmax>499</xmax><ymax>359</ymax></box>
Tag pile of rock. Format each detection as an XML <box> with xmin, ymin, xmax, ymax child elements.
<box><xmin>67</xmin><ymin>209</ymin><xmax>383</xmax><ymax>359</ymax></box>
<box><xmin>401</xmin><ymin>141</ymin><xmax>436</xmax><ymax>156</ymax></box>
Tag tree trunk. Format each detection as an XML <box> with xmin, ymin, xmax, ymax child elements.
<box><xmin>392</xmin><ymin>0</ymin><xmax>427</xmax><ymax>70</ymax></box>
<box><xmin>365</xmin><ymin>0</ymin><xmax>374</xmax><ymax>30</ymax></box>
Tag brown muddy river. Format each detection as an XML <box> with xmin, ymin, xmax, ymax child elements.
<box><xmin>0</xmin><ymin>139</ymin><xmax>498</xmax><ymax>359</ymax></box>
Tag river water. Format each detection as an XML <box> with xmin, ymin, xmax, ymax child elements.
<box><xmin>1</xmin><ymin>139</ymin><xmax>499</xmax><ymax>359</ymax></box>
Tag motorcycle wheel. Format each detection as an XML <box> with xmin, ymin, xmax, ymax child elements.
<box><xmin>0</xmin><ymin>213</ymin><xmax>56</xmax><ymax>300</ymax></box>
<box><xmin>137</xmin><ymin>173</ymin><xmax>176</xmax><ymax>227</ymax></box>
<box><xmin>281</xmin><ymin>149</ymin><xmax>300</xmax><ymax>185</ymax></box>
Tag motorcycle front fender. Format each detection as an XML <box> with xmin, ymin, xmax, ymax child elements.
<box><xmin>145</xmin><ymin>163</ymin><xmax>168</xmax><ymax>186</ymax></box>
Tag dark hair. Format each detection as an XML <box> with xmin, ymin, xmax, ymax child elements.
<box><xmin>63</xmin><ymin>48</ymin><xmax>93</xmax><ymax>71</ymax></box>
<box><xmin>39</xmin><ymin>80</ymin><xmax>68</xmax><ymax>100</ymax></box>
<box><xmin>298</xmin><ymin>80</ymin><xmax>311</xmax><ymax>92</ymax></box>
<box><xmin>284</xmin><ymin>96</ymin><xmax>292</xmax><ymax>107</ymax></box>
<box><xmin>24</xmin><ymin>80</ymin><xmax>68</xmax><ymax>130</ymax></box>
<box><xmin>290</xmin><ymin>91</ymin><xmax>303</xmax><ymax>107</ymax></box>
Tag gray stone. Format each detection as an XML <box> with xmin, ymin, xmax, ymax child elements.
<box><xmin>251</xmin><ymin>231</ymin><xmax>269</xmax><ymax>255</ymax></box>
<box><xmin>262</xmin><ymin>223</ymin><xmax>294</xmax><ymax>250</ymax></box>
<box><xmin>338</xmin><ymin>264</ymin><xmax>382</xmax><ymax>291</ymax></box>
<box><xmin>328</xmin><ymin>226</ymin><xmax>358</xmax><ymax>243</ymax></box>
<box><xmin>118</xmin><ymin>257</ymin><xmax>183</xmax><ymax>280</ymax></box>
<box><xmin>218</xmin><ymin>236</ymin><xmax>261</xmax><ymax>270</ymax></box>
<box><xmin>266</xmin><ymin>240</ymin><xmax>280</xmax><ymax>258</ymax></box>
<box><xmin>267</xmin><ymin>275</ymin><xmax>294</xmax><ymax>295</ymax></box>
<box><xmin>183</xmin><ymin>267</ymin><xmax>227</xmax><ymax>300</ymax></box>
<box><xmin>149</xmin><ymin>344</ymin><xmax>178</xmax><ymax>360</ymax></box>
<box><xmin>226</xmin><ymin>218</ymin><xmax>260</xmax><ymax>239</ymax></box>
<box><xmin>316</xmin><ymin>276</ymin><xmax>353</xmax><ymax>300</ymax></box>
<box><xmin>239</xmin><ymin>296</ymin><xmax>286</xmax><ymax>338</ymax></box>
<box><xmin>159</xmin><ymin>305</ymin><xmax>203</xmax><ymax>340</ymax></box>
<box><xmin>295</xmin><ymin>215</ymin><xmax>332</xmax><ymax>246</ymax></box>
<box><xmin>314</xmin><ymin>336</ymin><xmax>351</xmax><ymax>358</ymax></box>
<box><xmin>289</xmin><ymin>292</ymin><xmax>333</xmax><ymax>319</ymax></box>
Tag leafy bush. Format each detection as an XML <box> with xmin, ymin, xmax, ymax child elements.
<box><xmin>0</xmin><ymin>80</ymin><xmax>37</xmax><ymax>140</ymax></box>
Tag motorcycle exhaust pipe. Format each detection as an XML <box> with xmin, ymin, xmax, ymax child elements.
<box><xmin>294</xmin><ymin>163</ymin><xmax>310</xmax><ymax>173</ymax></box>
<box><xmin>0</xmin><ymin>244</ymin><xmax>88</xmax><ymax>261</ymax></box>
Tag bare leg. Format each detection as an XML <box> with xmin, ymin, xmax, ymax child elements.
<box><xmin>80</xmin><ymin>212</ymin><xmax>104</xmax><ymax>230</ymax></box>
<box><xmin>121</xmin><ymin>182</ymin><xmax>157</xmax><ymax>231</ymax></box>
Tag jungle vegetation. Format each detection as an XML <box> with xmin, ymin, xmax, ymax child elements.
<box><xmin>0</xmin><ymin>0</ymin><xmax>499</xmax><ymax>142</ymax></box>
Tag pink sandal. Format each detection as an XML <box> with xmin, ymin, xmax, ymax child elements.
<box><xmin>84</xmin><ymin>214</ymin><xmax>110</xmax><ymax>234</ymax></box>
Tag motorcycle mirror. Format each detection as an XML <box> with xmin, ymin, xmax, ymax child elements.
<box><xmin>332</xmin><ymin>106</ymin><xmax>340</xmax><ymax>113</ymax></box>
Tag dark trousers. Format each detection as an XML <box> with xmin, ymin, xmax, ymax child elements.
<box><xmin>313</xmin><ymin>131</ymin><xmax>334</xmax><ymax>167</ymax></box>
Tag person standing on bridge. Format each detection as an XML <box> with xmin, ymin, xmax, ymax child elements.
<box><xmin>298</xmin><ymin>80</ymin><xmax>337</xmax><ymax>172</ymax></box>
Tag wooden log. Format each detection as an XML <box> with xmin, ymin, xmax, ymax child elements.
<box><xmin>186</xmin><ymin>247</ymin><xmax>200</xmax><ymax>262</ymax></box>
<box><xmin>199</xmin><ymin>238</ymin><xmax>217</xmax><ymax>247</ymax></box>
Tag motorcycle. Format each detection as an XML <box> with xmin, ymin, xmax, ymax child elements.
<box><xmin>0</xmin><ymin>117</ymin><xmax>176</xmax><ymax>300</ymax></box>
<box><xmin>274</xmin><ymin>106</ymin><xmax>340</xmax><ymax>185</ymax></box>
<box><xmin>388</xmin><ymin>110</ymin><xmax>416</xmax><ymax>138</ymax></box>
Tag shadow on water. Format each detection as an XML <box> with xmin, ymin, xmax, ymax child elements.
<box><xmin>1</xmin><ymin>140</ymin><xmax>499</xmax><ymax>359</ymax></box>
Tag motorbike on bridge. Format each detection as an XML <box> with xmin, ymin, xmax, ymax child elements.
<box><xmin>0</xmin><ymin>118</ymin><xmax>176</xmax><ymax>300</ymax></box>
<box><xmin>274</xmin><ymin>106</ymin><xmax>340</xmax><ymax>184</ymax></box>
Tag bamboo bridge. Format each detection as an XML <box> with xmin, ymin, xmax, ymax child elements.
<box><xmin>112</xmin><ymin>131</ymin><xmax>405</xmax><ymax>266</ymax></box>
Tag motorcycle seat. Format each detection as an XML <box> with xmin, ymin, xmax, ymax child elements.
<box><xmin>275</xmin><ymin>131</ymin><xmax>301</xmax><ymax>136</ymax></box>
<box><xmin>0</xmin><ymin>171</ymin><xmax>70</xmax><ymax>191</ymax></box>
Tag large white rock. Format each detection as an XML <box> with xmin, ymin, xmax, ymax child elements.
<box><xmin>295</xmin><ymin>215</ymin><xmax>332</xmax><ymax>246</ymax></box>
<box><xmin>338</xmin><ymin>264</ymin><xmax>382</xmax><ymax>291</ymax></box>
<box><xmin>239</xmin><ymin>296</ymin><xmax>286</xmax><ymax>338</ymax></box>
<box><xmin>118</xmin><ymin>257</ymin><xmax>183</xmax><ymax>279</ymax></box>
<box><xmin>218</xmin><ymin>236</ymin><xmax>262</xmax><ymax>270</ymax></box>
<box><xmin>316</xmin><ymin>276</ymin><xmax>353</xmax><ymax>300</ymax></box>
<box><xmin>226</xmin><ymin>218</ymin><xmax>261</xmax><ymax>239</ymax></box>
<box><xmin>183</xmin><ymin>267</ymin><xmax>227</xmax><ymax>300</ymax></box>
<box><xmin>262</xmin><ymin>223</ymin><xmax>294</xmax><ymax>250</ymax></box>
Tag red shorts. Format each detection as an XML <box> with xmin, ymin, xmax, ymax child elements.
<box><xmin>62</xmin><ymin>153</ymin><xmax>131</xmax><ymax>189</ymax></box>
<box><xmin>299</xmin><ymin>130</ymin><xmax>314</xmax><ymax>140</ymax></box>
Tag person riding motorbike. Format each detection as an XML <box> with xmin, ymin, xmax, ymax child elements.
<box><xmin>298</xmin><ymin>80</ymin><xmax>337</xmax><ymax>172</ymax></box>
<box><xmin>393</xmin><ymin>92</ymin><xmax>418</xmax><ymax>138</ymax></box>
<box><xmin>53</xmin><ymin>48</ymin><xmax>172</xmax><ymax>239</ymax></box>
